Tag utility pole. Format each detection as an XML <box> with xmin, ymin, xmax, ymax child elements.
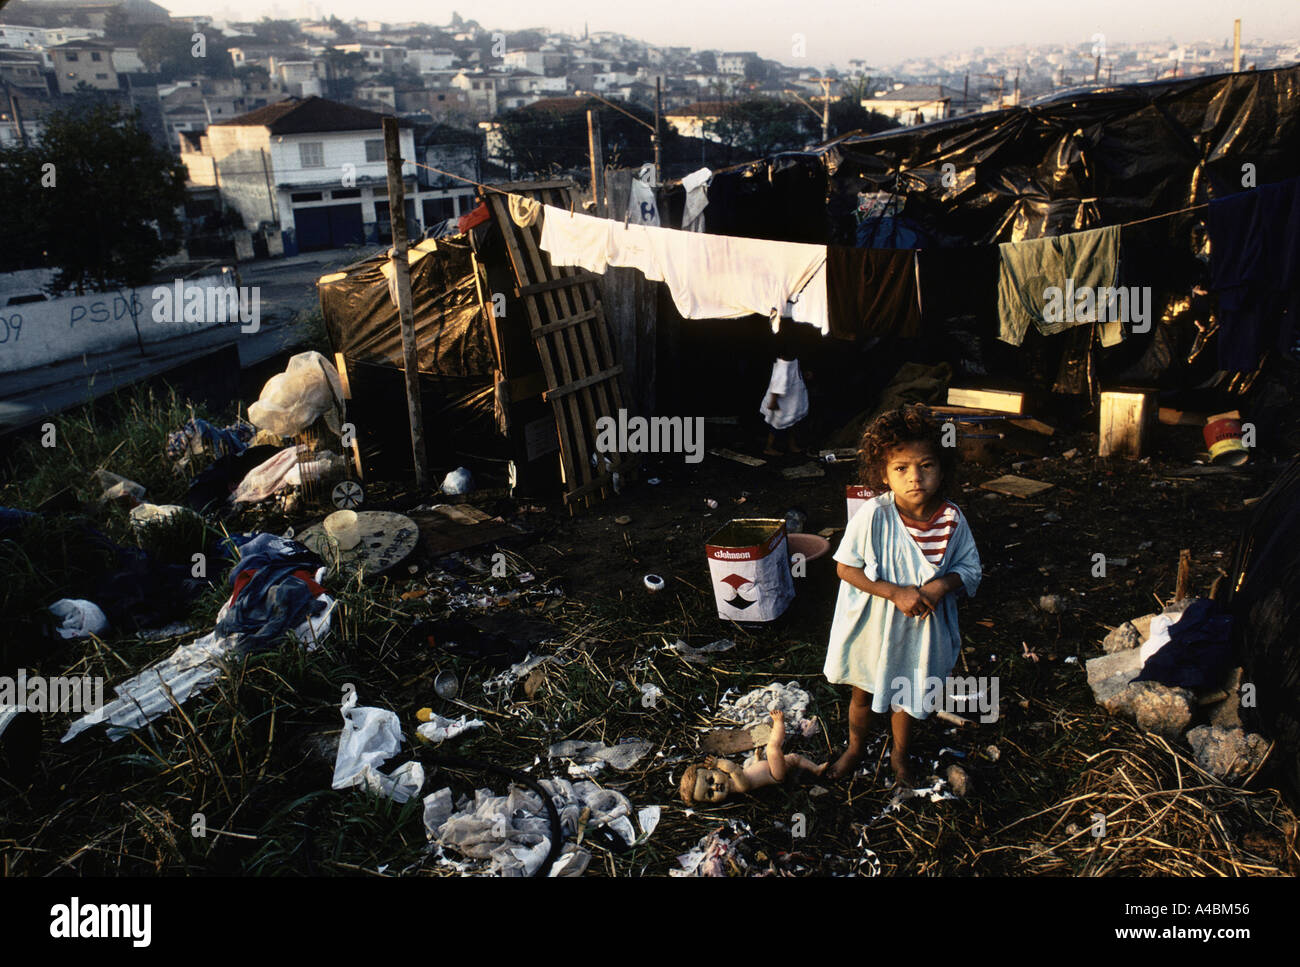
<box><xmin>1013</xmin><ymin>68</ymin><xmax>1020</xmax><ymax>106</ymax></box>
<box><xmin>382</xmin><ymin>116</ymin><xmax>428</xmax><ymax>489</ymax></box>
<box><xmin>820</xmin><ymin>76</ymin><xmax>830</xmax><ymax>142</ymax></box>
<box><xmin>586</xmin><ymin>108</ymin><xmax>605</xmax><ymax>215</ymax></box>
<box><xmin>1233</xmin><ymin>18</ymin><xmax>1242</xmax><ymax>73</ymax></box>
<box><xmin>652</xmin><ymin>76</ymin><xmax>661</xmax><ymax>182</ymax></box>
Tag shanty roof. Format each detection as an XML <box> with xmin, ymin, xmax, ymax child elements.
<box><xmin>211</xmin><ymin>95</ymin><xmax>412</xmax><ymax>133</ymax></box>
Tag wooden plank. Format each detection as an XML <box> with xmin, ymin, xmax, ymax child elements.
<box><xmin>543</xmin><ymin>365</ymin><xmax>624</xmax><ymax>401</ymax></box>
<box><xmin>516</xmin><ymin>272</ymin><xmax>601</xmax><ymax>297</ymax></box>
<box><xmin>1008</xmin><ymin>417</ymin><xmax>1055</xmax><ymax>436</ymax></box>
<box><xmin>980</xmin><ymin>474</ymin><xmax>1054</xmax><ymax>499</ymax></box>
<box><xmin>488</xmin><ymin>192</ymin><xmax>585</xmax><ymax>500</ymax></box>
<box><xmin>946</xmin><ymin>388</ymin><xmax>1027</xmax><ymax>414</ymax></box>
<box><xmin>709</xmin><ymin>447</ymin><xmax>767</xmax><ymax>467</ymax></box>
<box><xmin>530</xmin><ymin>308</ymin><xmax>599</xmax><ymax>337</ymax></box>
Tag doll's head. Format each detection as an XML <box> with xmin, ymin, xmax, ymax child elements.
<box><xmin>857</xmin><ymin>404</ymin><xmax>956</xmax><ymax>503</ymax></box>
<box><xmin>679</xmin><ymin>757</ymin><xmax>735</xmax><ymax>805</ymax></box>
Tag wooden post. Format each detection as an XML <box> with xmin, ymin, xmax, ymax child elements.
<box><xmin>1233</xmin><ymin>19</ymin><xmax>1242</xmax><ymax>73</ymax></box>
<box><xmin>383</xmin><ymin>116</ymin><xmax>428</xmax><ymax>489</ymax></box>
<box><xmin>1099</xmin><ymin>389</ymin><xmax>1155</xmax><ymax>459</ymax></box>
<box><xmin>1175</xmin><ymin>548</ymin><xmax>1192</xmax><ymax>602</ymax></box>
<box><xmin>586</xmin><ymin>109</ymin><xmax>605</xmax><ymax>216</ymax></box>
<box><xmin>653</xmin><ymin>77</ymin><xmax>662</xmax><ymax>182</ymax></box>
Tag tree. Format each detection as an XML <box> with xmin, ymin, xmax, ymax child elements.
<box><xmin>251</xmin><ymin>19</ymin><xmax>302</xmax><ymax>46</ymax></box>
<box><xmin>0</xmin><ymin>102</ymin><xmax>188</xmax><ymax>292</ymax></box>
<box><xmin>138</xmin><ymin>27</ymin><xmax>233</xmax><ymax>81</ymax></box>
<box><xmin>827</xmin><ymin>97</ymin><xmax>902</xmax><ymax>139</ymax></box>
<box><xmin>705</xmin><ymin>98</ymin><xmax>811</xmax><ymax>160</ymax></box>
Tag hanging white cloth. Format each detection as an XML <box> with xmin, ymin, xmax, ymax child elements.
<box><xmin>627</xmin><ymin>163</ymin><xmax>660</xmax><ymax>226</ymax></box>
<box><xmin>680</xmin><ymin>166</ymin><xmax>712</xmax><ymax>232</ymax></box>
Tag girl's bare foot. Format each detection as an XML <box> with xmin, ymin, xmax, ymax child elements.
<box><xmin>825</xmin><ymin>747</ymin><xmax>864</xmax><ymax>780</ymax></box>
<box><xmin>891</xmin><ymin>753</ymin><xmax>919</xmax><ymax>788</ymax></box>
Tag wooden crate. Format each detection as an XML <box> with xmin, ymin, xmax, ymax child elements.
<box><xmin>1099</xmin><ymin>389</ymin><xmax>1156</xmax><ymax>459</ymax></box>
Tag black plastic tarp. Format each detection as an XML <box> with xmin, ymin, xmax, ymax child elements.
<box><xmin>1229</xmin><ymin>456</ymin><xmax>1300</xmax><ymax>808</ymax></box>
<box><xmin>680</xmin><ymin>66</ymin><xmax>1300</xmax><ymax>247</ymax></box>
<box><xmin>318</xmin><ymin>238</ymin><xmax>494</xmax><ymax>378</ymax></box>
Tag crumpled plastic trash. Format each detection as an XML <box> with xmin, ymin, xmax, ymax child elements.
<box><xmin>48</xmin><ymin>598</ymin><xmax>108</xmax><ymax>640</ymax></box>
<box><xmin>668</xmin><ymin>638</ymin><xmax>736</xmax><ymax>664</ymax></box>
<box><xmin>62</xmin><ymin>595</ymin><xmax>335</xmax><ymax>742</ymax></box>
<box><xmin>672</xmin><ymin>821</ymin><xmax>753</xmax><ymax>877</ymax></box>
<box><xmin>423</xmin><ymin>778</ymin><xmax>654</xmax><ymax>877</ymax></box>
<box><xmin>718</xmin><ymin>682</ymin><xmax>819</xmax><ymax>736</ymax></box>
<box><xmin>231</xmin><ymin>446</ymin><xmax>348</xmax><ymax>504</ymax></box>
<box><xmin>440</xmin><ymin>467</ymin><xmax>474</xmax><ymax>495</ymax></box>
<box><xmin>332</xmin><ymin>690</ymin><xmax>423</xmax><ymax>802</ymax></box>
<box><xmin>96</xmin><ymin>470</ymin><xmax>145</xmax><ymax>505</ymax></box>
<box><xmin>416</xmin><ymin>713</ymin><xmax>484</xmax><ymax>745</ymax></box>
<box><xmin>128</xmin><ymin>503</ymin><xmax>194</xmax><ymax>529</ymax></box>
<box><xmin>248</xmin><ymin>351</ymin><xmax>345</xmax><ymax>438</ymax></box>
<box><xmin>547</xmin><ymin>738</ymin><xmax>654</xmax><ymax>773</ymax></box>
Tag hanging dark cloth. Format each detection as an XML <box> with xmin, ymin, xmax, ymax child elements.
<box><xmin>1207</xmin><ymin>177</ymin><xmax>1300</xmax><ymax>372</ymax></box>
<box><xmin>825</xmin><ymin>247</ymin><xmax>921</xmax><ymax>341</ymax></box>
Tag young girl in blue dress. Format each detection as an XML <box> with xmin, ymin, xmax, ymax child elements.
<box><xmin>823</xmin><ymin>405</ymin><xmax>982</xmax><ymax>785</ymax></box>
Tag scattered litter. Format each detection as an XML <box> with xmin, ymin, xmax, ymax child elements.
<box><xmin>708</xmin><ymin>448</ymin><xmax>766</xmax><ymax>467</ymax></box>
<box><xmin>548</xmin><ymin>738</ymin><xmax>654</xmax><ymax>773</ymax></box>
<box><xmin>615</xmin><ymin>515</ymin><xmax>632</xmax><ymax>525</ymax></box>
<box><xmin>984</xmin><ymin>745</ymin><xmax>1001</xmax><ymax>761</ymax></box>
<box><xmin>705</xmin><ymin>499</ymin><xmax>718</xmax><ymax>509</ymax></box>
<box><xmin>416</xmin><ymin>713</ymin><xmax>485</xmax><ymax>746</ymax></box>
<box><xmin>1062</xmin><ymin>448</ymin><xmax>1079</xmax><ymax>459</ymax></box>
<box><xmin>643</xmin><ymin>573</ymin><xmax>665</xmax><ymax>592</ymax></box>
<box><xmin>47</xmin><ymin>599</ymin><xmax>108</xmax><ymax>640</ymax></box>
<box><xmin>1037</xmin><ymin>594</ymin><xmax>1067</xmax><ymax>614</ymax></box>
<box><xmin>424</xmin><ymin>778</ymin><xmax>651</xmax><ymax>877</ymax></box>
<box><xmin>717</xmin><ymin>682</ymin><xmax>818</xmax><ymax>737</ymax></box>
<box><xmin>96</xmin><ymin>470</ymin><xmax>145</xmax><ymax>505</ymax></box>
<box><xmin>668</xmin><ymin>638</ymin><xmax>736</xmax><ymax>664</ymax></box>
<box><xmin>248</xmin><ymin>350</ymin><xmax>345</xmax><ymax>437</ymax></box>
<box><xmin>639</xmin><ymin>683</ymin><xmax>664</xmax><ymax>706</ymax></box>
<box><xmin>781</xmin><ymin>462</ymin><xmax>825</xmax><ymax>480</ymax></box>
<box><xmin>647</xmin><ymin>477</ymin><xmax>661</xmax><ymax>485</ymax></box>
<box><xmin>128</xmin><ymin>503</ymin><xmax>194</xmax><ymax>529</ymax></box>
<box><xmin>671</xmin><ymin>821</ymin><xmax>753</xmax><ymax>877</ymax></box>
<box><xmin>981</xmin><ymin>475</ymin><xmax>1054</xmax><ymax>499</ymax></box>
<box><xmin>331</xmin><ymin>689</ymin><xmax>423</xmax><ymax>802</ymax></box>
<box><xmin>440</xmin><ymin>467</ymin><xmax>474</xmax><ymax>495</ymax></box>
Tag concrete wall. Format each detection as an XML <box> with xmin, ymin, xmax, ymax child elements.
<box><xmin>0</xmin><ymin>273</ymin><xmax>237</xmax><ymax>373</ymax></box>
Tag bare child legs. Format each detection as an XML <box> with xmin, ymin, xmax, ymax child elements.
<box><xmin>828</xmin><ymin>687</ymin><xmax>920</xmax><ymax>786</ymax></box>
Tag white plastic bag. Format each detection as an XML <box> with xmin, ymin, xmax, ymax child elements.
<box><xmin>248</xmin><ymin>351</ymin><xmax>345</xmax><ymax>437</ymax></box>
<box><xmin>48</xmin><ymin>599</ymin><xmax>108</xmax><ymax>639</ymax></box>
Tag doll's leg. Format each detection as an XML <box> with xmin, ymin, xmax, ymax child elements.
<box><xmin>826</xmin><ymin>687</ymin><xmax>876</xmax><ymax>779</ymax></box>
<box><xmin>785</xmin><ymin>753</ymin><xmax>827</xmax><ymax>774</ymax></box>
<box><xmin>766</xmin><ymin>710</ymin><xmax>788</xmax><ymax>782</ymax></box>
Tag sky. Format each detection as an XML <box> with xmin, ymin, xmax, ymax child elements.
<box><xmin>165</xmin><ymin>0</ymin><xmax>1300</xmax><ymax>68</ymax></box>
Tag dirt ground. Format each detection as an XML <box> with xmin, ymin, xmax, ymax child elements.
<box><xmin>5</xmin><ymin>393</ymin><xmax>1297</xmax><ymax>878</ymax></box>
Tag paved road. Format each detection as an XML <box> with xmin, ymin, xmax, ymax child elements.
<box><xmin>0</xmin><ymin>247</ymin><xmax>375</xmax><ymax>436</ymax></box>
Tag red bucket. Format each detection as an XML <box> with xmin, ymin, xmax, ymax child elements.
<box><xmin>1203</xmin><ymin>410</ymin><xmax>1248</xmax><ymax>466</ymax></box>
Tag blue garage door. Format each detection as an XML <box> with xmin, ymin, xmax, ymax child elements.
<box><xmin>294</xmin><ymin>204</ymin><xmax>363</xmax><ymax>252</ymax></box>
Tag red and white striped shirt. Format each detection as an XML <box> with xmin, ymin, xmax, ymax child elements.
<box><xmin>899</xmin><ymin>501</ymin><xmax>960</xmax><ymax>565</ymax></box>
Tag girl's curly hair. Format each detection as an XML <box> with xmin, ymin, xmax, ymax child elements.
<box><xmin>857</xmin><ymin>404</ymin><xmax>957</xmax><ymax>498</ymax></box>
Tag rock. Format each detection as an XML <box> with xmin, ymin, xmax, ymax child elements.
<box><xmin>946</xmin><ymin>764</ymin><xmax>973</xmax><ymax>797</ymax></box>
<box><xmin>1085</xmin><ymin>648</ymin><xmax>1143</xmax><ymax>705</ymax></box>
<box><xmin>984</xmin><ymin>744</ymin><xmax>1000</xmax><ymax>762</ymax></box>
<box><xmin>1103</xmin><ymin>682</ymin><xmax>1195</xmax><ymax>740</ymax></box>
<box><xmin>1038</xmin><ymin>594</ymin><xmax>1067</xmax><ymax>615</ymax></box>
<box><xmin>1102</xmin><ymin>621</ymin><xmax>1142</xmax><ymax>654</ymax></box>
<box><xmin>1130</xmin><ymin>613</ymin><xmax>1160</xmax><ymax>641</ymax></box>
<box><xmin>1208</xmin><ymin>668</ymin><xmax>1245</xmax><ymax>730</ymax></box>
<box><xmin>1186</xmin><ymin>726</ymin><xmax>1270</xmax><ymax>783</ymax></box>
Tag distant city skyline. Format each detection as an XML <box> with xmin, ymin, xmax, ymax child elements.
<box><xmin>162</xmin><ymin>0</ymin><xmax>1300</xmax><ymax>68</ymax></box>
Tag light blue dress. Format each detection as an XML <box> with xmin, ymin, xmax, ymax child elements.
<box><xmin>823</xmin><ymin>492</ymin><xmax>982</xmax><ymax>718</ymax></box>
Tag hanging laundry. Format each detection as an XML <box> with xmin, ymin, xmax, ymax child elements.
<box><xmin>539</xmin><ymin>205</ymin><xmax>613</xmax><ymax>273</ymax></box>
<box><xmin>826</xmin><ymin>247</ymin><xmax>922</xmax><ymax>340</ymax></box>
<box><xmin>1208</xmin><ymin>177</ymin><xmax>1300</xmax><ymax>373</ymax></box>
<box><xmin>508</xmin><ymin>194</ymin><xmax>541</xmax><ymax>227</ymax></box>
<box><xmin>680</xmin><ymin>167</ymin><xmax>712</xmax><ymax>232</ymax></box>
<box><xmin>627</xmin><ymin>163</ymin><xmax>660</xmax><ymax>226</ymax></box>
<box><xmin>996</xmin><ymin>225</ymin><xmax>1121</xmax><ymax>346</ymax></box>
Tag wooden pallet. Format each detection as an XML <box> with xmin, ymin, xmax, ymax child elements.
<box><xmin>484</xmin><ymin>181</ymin><xmax>637</xmax><ymax>512</ymax></box>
